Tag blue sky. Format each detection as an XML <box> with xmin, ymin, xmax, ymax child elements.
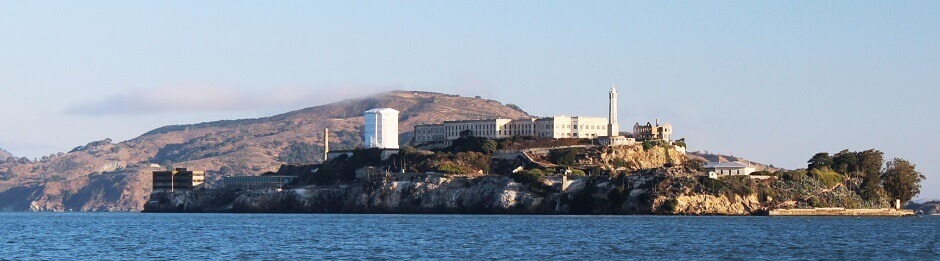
<box><xmin>1</xmin><ymin>2</ymin><xmax>938</xmax><ymax>198</ymax></box>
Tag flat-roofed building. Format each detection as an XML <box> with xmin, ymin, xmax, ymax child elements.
<box><xmin>152</xmin><ymin>168</ymin><xmax>205</xmax><ymax>192</ymax></box>
<box><xmin>413</xmin><ymin>88</ymin><xmax>622</xmax><ymax>145</ymax></box>
<box><xmin>705</xmin><ymin>162</ymin><xmax>756</xmax><ymax>178</ymax></box>
<box><xmin>413</xmin><ymin>116</ymin><xmax>609</xmax><ymax>144</ymax></box>
<box><xmin>222</xmin><ymin>175</ymin><xmax>297</xmax><ymax>191</ymax></box>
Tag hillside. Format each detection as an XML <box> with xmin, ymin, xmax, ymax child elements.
<box><xmin>0</xmin><ymin>148</ymin><xmax>12</xmax><ymax>161</ymax></box>
<box><xmin>0</xmin><ymin>91</ymin><xmax>531</xmax><ymax>212</ymax></box>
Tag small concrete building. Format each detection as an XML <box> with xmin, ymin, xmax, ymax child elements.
<box><xmin>704</xmin><ymin>162</ymin><xmax>756</xmax><ymax>178</ymax></box>
<box><xmin>364</xmin><ymin>108</ymin><xmax>400</xmax><ymax>149</ymax></box>
<box><xmin>152</xmin><ymin>168</ymin><xmax>205</xmax><ymax>192</ymax></box>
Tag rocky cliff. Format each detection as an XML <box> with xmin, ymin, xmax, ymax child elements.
<box><xmin>145</xmin><ymin>143</ymin><xmax>772</xmax><ymax>215</ymax></box>
<box><xmin>147</xmin><ymin>176</ymin><xmax>557</xmax><ymax>214</ymax></box>
<box><xmin>144</xmin><ymin>174</ymin><xmax>769</xmax><ymax>215</ymax></box>
<box><xmin>0</xmin><ymin>91</ymin><xmax>531</xmax><ymax>212</ymax></box>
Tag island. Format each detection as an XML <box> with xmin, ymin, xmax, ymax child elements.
<box><xmin>144</xmin><ymin>89</ymin><xmax>923</xmax><ymax>216</ymax></box>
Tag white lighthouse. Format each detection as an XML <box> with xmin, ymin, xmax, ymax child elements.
<box><xmin>363</xmin><ymin>108</ymin><xmax>400</xmax><ymax>149</ymax></box>
<box><xmin>607</xmin><ymin>86</ymin><xmax>620</xmax><ymax>137</ymax></box>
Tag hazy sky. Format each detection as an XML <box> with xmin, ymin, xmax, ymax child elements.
<box><xmin>1</xmin><ymin>2</ymin><xmax>938</xmax><ymax>198</ymax></box>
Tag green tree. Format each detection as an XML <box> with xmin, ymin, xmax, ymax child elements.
<box><xmin>674</xmin><ymin>138</ymin><xmax>687</xmax><ymax>148</ymax></box>
<box><xmin>832</xmin><ymin>149</ymin><xmax>858</xmax><ymax>175</ymax></box>
<box><xmin>882</xmin><ymin>158</ymin><xmax>925</xmax><ymax>204</ymax></box>
<box><xmin>856</xmin><ymin>149</ymin><xmax>884</xmax><ymax>179</ymax></box>
<box><xmin>856</xmin><ymin>149</ymin><xmax>885</xmax><ymax>201</ymax></box>
<box><xmin>807</xmin><ymin>152</ymin><xmax>833</xmax><ymax>171</ymax></box>
<box><xmin>482</xmin><ymin>140</ymin><xmax>497</xmax><ymax>155</ymax></box>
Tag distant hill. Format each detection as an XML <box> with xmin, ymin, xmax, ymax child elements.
<box><xmin>0</xmin><ymin>90</ymin><xmax>531</xmax><ymax>211</ymax></box>
<box><xmin>686</xmin><ymin>151</ymin><xmax>781</xmax><ymax>172</ymax></box>
<box><xmin>0</xmin><ymin>148</ymin><xmax>12</xmax><ymax>161</ymax></box>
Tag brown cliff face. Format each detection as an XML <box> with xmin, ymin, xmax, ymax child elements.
<box><xmin>0</xmin><ymin>91</ymin><xmax>531</xmax><ymax>212</ymax></box>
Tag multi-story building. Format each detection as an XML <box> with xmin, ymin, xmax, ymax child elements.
<box><xmin>413</xmin><ymin>116</ymin><xmax>610</xmax><ymax>144</ymax></box>
<box><xmin>364</xmin><ymin>108</ymin><xmax>400</xmax><ymax>149</ymax></box>
<box><xmin>633</xmin><ymin>120</ymin><xmax>673</xmax><ymax>141</ymax></box>
<box><xmin>152</xmin><ymin>168</ymin><xmax>205</xmax><ymax>192</ymax></box>
<box><xmin>414</xmin><ymin>87</ymin><xmax>632</xmax><ymax>145</ymax></box>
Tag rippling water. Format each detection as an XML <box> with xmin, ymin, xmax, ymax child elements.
<box><xmin>0</xmin><ymin>213</ymin><xmax>937</xmax><ymax>259</ymax></box>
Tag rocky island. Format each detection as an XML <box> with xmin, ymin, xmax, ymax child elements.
<box><xmin>144</xmin><ymin>138</ymin><xmax>920</xmax><ymax>216</ymax></box>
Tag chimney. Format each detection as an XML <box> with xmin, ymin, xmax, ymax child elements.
<box><xmin>323</xmin><ymin>128</ymin><xmax>330</xmax><ymax>162</ymax></box>
<box><xmin>656</xmin><ymin>119</ymin><xmax>659</xmax><ymax>126</ymax></box>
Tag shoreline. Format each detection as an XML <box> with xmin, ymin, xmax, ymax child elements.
<box><xmin>768</xmin><ymin>207</ymin><xmax>914</xmax><ymax>217</ymax></box>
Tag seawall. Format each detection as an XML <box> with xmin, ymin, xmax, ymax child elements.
<box><xmin>768</xmin><ymin>208</ymin><xmax>914</xmax><ymax>217</ymax></box>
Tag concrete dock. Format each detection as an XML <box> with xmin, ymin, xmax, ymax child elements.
<box><xmin>768</xmin><ymin>208</ymin><xmax>915</xmax><ymax>217</ymax></box>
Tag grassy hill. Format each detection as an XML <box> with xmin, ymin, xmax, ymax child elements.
<box><xmin>0</xmin><ymin>90</ymin><xmax>531</xmax><ymax>212</ymax></box>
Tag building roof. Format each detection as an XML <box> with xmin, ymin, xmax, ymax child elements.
<box><xmin>704</xmin><ymin>162</ymin><xmax>750</xmax><ymax>168</ymax></box>
<box><xmin>365</xmin><ymin>108</ymin><xmax>399</xmax><ymax>114</ymax></box>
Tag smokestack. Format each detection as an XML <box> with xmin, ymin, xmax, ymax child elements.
<box><xmin>656</xmin><ymin>119</ymin><xmax>659</xmax><ymax>126</ymax></box>
<box><xmin>323</xmin><ymin>128</ymin><xmax>330</xmax><ymax>162</ymax></box>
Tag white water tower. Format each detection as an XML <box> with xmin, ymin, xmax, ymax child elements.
<box><xmin>363</xmin><ymin>108</ymin><xmax>400</xmax><ymax>149</ymax></box>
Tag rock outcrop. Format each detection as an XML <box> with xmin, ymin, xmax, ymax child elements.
<box><xmin>147</xmin><ymin>176</ymin><xmax>558</xmax><ymax>214</ymax></box>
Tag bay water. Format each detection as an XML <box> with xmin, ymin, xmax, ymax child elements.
<box><xmin>1</xmin><ymin>213</ymin><xmax>937</xmax><ymax>260</ymax></box>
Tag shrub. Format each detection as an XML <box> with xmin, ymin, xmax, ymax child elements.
<box><xmin>807</xmin><ymin>196</ymin><xmax>821</xmax><ymax>207</ymax></box>
<box><xmin>757</xmin><ymin>185</ymin><xmax>779</xmax><ymax>203</ymax></box>
<box><xmin>612</xmin><ymin>158</ymin><xmax>629</xmax><ymax>169</ymax></box>
<box><xmin>751</xmin><ymin>170</ymin><xmax>773</xmax><ymax>176</ymax></box>
<box><xmin>779</xmin><ymin>170</ymin><xmax>807</xmax><ymax>182</ymax></box>
<box><xmin>435</xmin><ymin>162</ymin><xmax>474</xmax><ymax>174</ymax></box>
<box><xmin>549</xmin><ymin>148</ymin><xmax>581</xmax><ymax>166</ymax></box>
<box><xmin>700</xmin><ymin>176</ymin><xmax>754</xmax><ymax>197</ymax></box>
<box><xmin>809</xmin><ymin>168</ymin><xmax>845</xmax><ymax>188</ymax></box>
<box><xmin>512</xmin><ymin>169</ymin><xmax>544</xmax><ymax>184</ymax></box>
<box><xmin>569</xmin><ymin>169</ymin><xmax>586</xmax><ymax>177</ymax></box>
<box><xmin>455</xmin><ymin>152</ymin><xmax>490</xmax><ymax>173</ymax></box>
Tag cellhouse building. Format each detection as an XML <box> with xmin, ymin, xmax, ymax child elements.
<box><xmin>363</xmin><ymin>108</ymin><xmax>400</xmax><ymax>149</ymax></box>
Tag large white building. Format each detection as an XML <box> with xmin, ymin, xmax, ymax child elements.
<box><xmin>414</xmin><ymin>87</ymin><xmax>636</xmax><ymax>145</ymax></box>
<box><xmin>414</xmin><ymin>116</ymin><xmax>611</xmax><ymax>144</ymax></box>
<box><xmin>364</xmin><ymin>108</ymin><xmax>400</xmax><ymax>149</ymax></box>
